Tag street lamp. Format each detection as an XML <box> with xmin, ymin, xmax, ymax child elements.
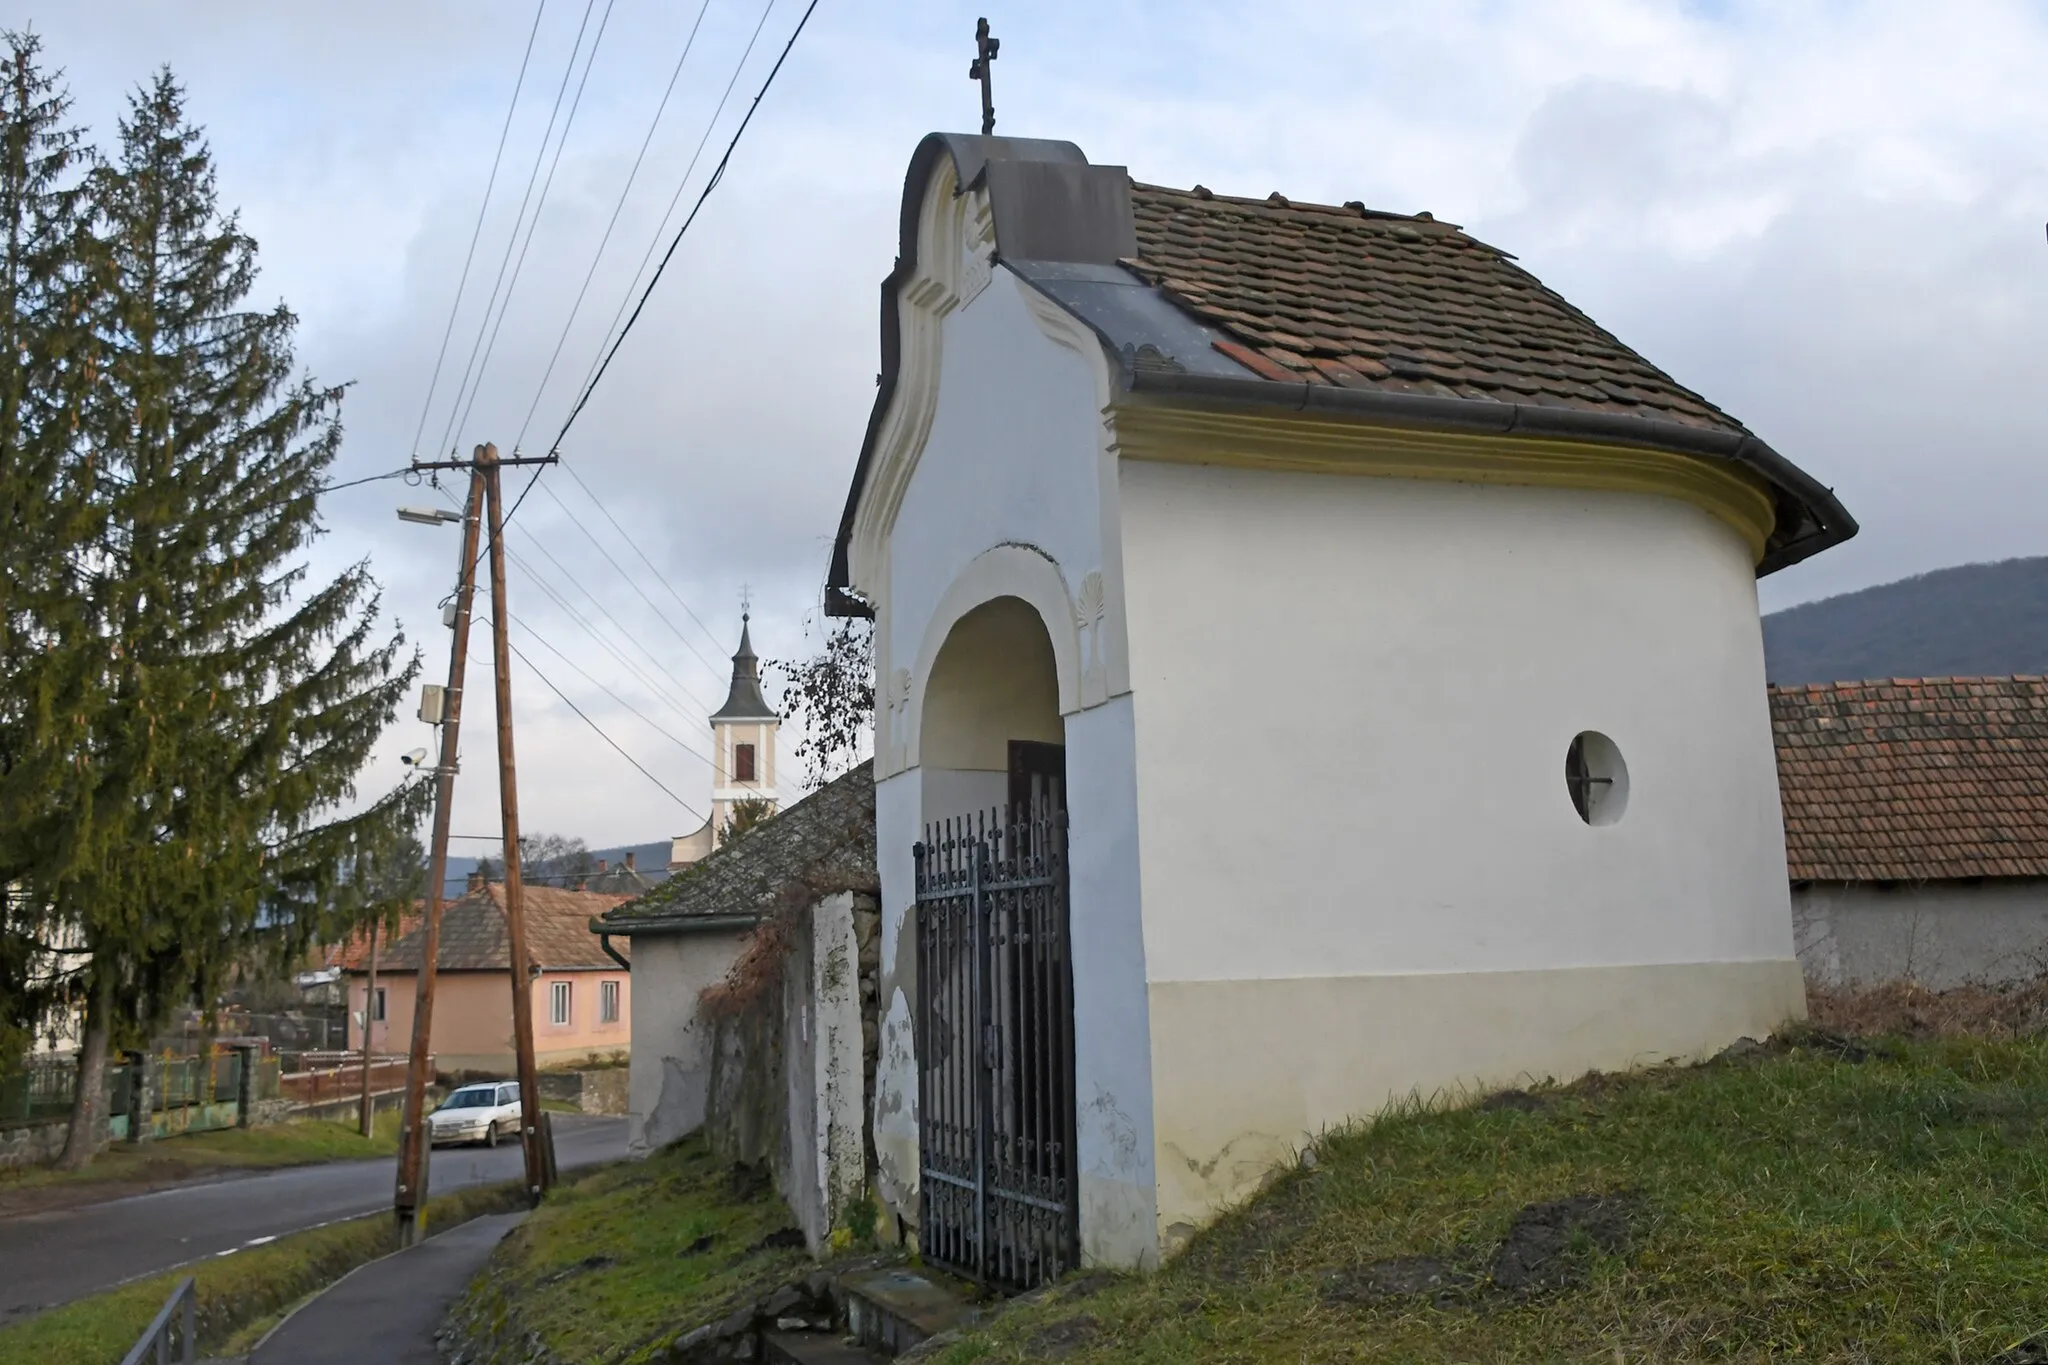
<box><xmin>396</xmin><ymin>506</ymin><xmax>462</xmax><ymax>526</ymax></box>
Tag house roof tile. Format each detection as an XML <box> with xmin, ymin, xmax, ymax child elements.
<box><xmin>603</xmin><ymin>761</ymin><xmax>875</xmax><ymax>927</ymax></box>
<box><xmin>1123</xmin><ymin>184</ymin><xmax>1741</xmax><ymax>432</ymax></box>
<box><xmin>1770</xmin><ymin>677</ymin><xmax>2048</xmax><ymax>882</ymax></box>
<box><xmin>345</xmin><ymin>884</ymin><xmax>630</xmax><ymax>974</ymax></box>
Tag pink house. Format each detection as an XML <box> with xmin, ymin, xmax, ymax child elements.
<box><xmin>341</xmin><ymin>879</ymin><xmax>632</xmax><ymax>1075</ymax></box>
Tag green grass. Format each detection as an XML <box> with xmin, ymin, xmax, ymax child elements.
<box><xmin>0</xmin><ymin>1179</ymin><xmax>521</xmax><ymax>1365</ymax></box>
<box><xmin>445</xmin><ymin>1136</ymin><xmax>810</xmax><ymax>1364</ymax></box>
<box><xmin>930</xmin><ymin>1030</ymin><xmax>2048</xmax><ymax>1364</ymax></box>
<box><xmin>0</xmin><ymin>1109</ymin><xmax>401</xmax><ymax>1196</ymax></box>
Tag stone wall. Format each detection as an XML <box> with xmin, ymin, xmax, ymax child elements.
<box><xmin>701</xmin><ymin>890</ymin><xmax>882</xmax><ymax>1254</ymax></box>
<box><xmin>537</xmin><ymin>1066</ymin><xmax>630</xmax><ymax>1115</ymax></box>
<box><xmin>0</xmin><ymin>1119</ymin><xmax>72</xmax><ymax>1171</ymax></box>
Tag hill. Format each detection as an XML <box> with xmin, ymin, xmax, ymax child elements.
<box><xmin>1763</xmin><ymin>556</ymin><xmax>2048</xmax><ymax>684</ymax></box>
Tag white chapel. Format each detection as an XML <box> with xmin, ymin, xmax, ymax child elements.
<box><xmin>825</xmin><ymin>132</ymin><xmax>1857</xmax><ymax>1277</ymax></box>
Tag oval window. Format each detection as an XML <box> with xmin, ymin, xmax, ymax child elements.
<box><xmin>1565</xmin><ymin>731</ymin><xmax>1629</xmax><ymax>826</ymax></box>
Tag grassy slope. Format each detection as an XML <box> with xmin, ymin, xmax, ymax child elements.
<box><xmin>935</xmin><ymin>1031</ymin><xmax>2048</xmax><ymax>1364</ymax></box>
<box><xmin>0</xmin><ymin>1179</ymin><xmax>518</xmax><ymax>1365</ymax></box>
<box><xmin>447</xmin><ymin>1137</ymin><xmax>810</xmax><ymax>1365</ymax></box>
<box><xmin>0</xmin><ymin>1110</ymin><xmax>401</xmax><ymax>1197</ymax></box>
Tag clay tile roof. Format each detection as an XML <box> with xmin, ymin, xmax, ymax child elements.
<box><xmin>326</xmin><ymin>912</ymin><xmax>424</xmax><ymax>971</ymax></box>
<box><xmin>351</xmin><ymin>884</ymin><xmax>631</xmax><ymax>973</ymax></box>
<box><xmin>1771</xmin><ymin>677</ymin><xmax>2048</xmax><ymax>882</ymax></box>
<box><xmin>604</xmin><ymin>761</ymin><xmax>875</xmax><ymax>926</ymax></box>
<box><xmin>1124</xmin><ymin>184</ymin><xmax>1742</xmax><ymax>433</ymax></box>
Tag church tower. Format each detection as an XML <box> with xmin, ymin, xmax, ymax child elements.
<box><xmin>707</xmin><ymin>613</ymin><xmax>779</xmax><ymax>849</ymax></box>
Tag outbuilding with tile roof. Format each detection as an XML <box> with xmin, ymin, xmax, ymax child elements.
<box><xmin>827</xmin><ymin>131</ymin><xmax>1856</xmax><ymax>1279</ymax></box>
<box><xmin>1772</xmin><ymin>677</ymin><xmax>2048</xmax><ymax>989</ymax></box>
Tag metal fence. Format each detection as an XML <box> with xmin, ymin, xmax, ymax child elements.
<box><xmin>120</xmin><ymin>1276</ymin><xmax>195</xmax><ymax>1365</ymax></box>
<box><xmin>3</xmin><ymin>1047</ymin><xmax>283</xmax><ymax>1133</ymax></box>
<box><xmin>278</xmin><ymin>1054</ymin><xmax>411</xmax><ymax>1107</ymax></box>
<box><xmin>0</xmin><ymin>1058</ymin><xmax>78</xmax><ymax>1126</ymax></box>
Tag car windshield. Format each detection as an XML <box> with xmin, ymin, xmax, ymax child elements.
<box><xmin>439</xmin><ymin>1087</ymin><xmax>496</xmax><ymax>1110</ymax></box>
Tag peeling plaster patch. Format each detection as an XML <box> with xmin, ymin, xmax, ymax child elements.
<box><xmin>1081</xmin><ymin>1084</ymin><xmax>1139</xmax><ymax>1177</ymax></box>
<box><xmin>873</xmin><ymin>984</ymin><xmax>921</xmax><ymax>1220</ymax></box>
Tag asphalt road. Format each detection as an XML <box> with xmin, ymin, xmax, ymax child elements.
<box><xmin>0</xmin><ymin>1114</ymin><xmax>625</xmax><ymax>1323</ymax></box>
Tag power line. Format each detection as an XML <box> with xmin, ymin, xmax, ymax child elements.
<box><xmin>430</xmin><ymin>478</ymin><xmax>713</xmax><ymax>720</ymax></box>
<box><xmin>513</xmin><ymin>532</ymin><xmax>716</xmax><ymax>712</ymax></box>
<box><xmin>534</xmin><ymin>479</ymin><xmax>730</xmax><ymax>681</ymax></box>
<box><xmin>409</xmin><ymin>0</ymin><xmax>548</xmax><ymax>460</ymax></box>
<box><xmin>560</xmin><ymin>0</ymin><xmax>776</xmax><ymax>422</ymax></box>
<box><xmin>500</xmin><ymin>629</ymin><xmax>703</xmax><ymax>816</ymax></box>
<box><xmin>434</xmin><ymin>0</ymin><xmax>605</xmax><ymax>464</ymax></box>
<box><xmin>545</xmin><ymin>0</ymin><xmax>820</xmax><ymax>458</ymax></box>
<box><xmin>514</xmin><ymin>613</ymin><xmax>717</xmax><ymax>776</ymax></box>
<box><xmin>559</xmin><ymin>461</ymin><xmax>731</xmax><ymax>660</ymax></box>
<box><xmin>448</xmin><ymin>0</ymin><xmax>621</xmax><ymax>457</ymax></box>
<box><xmin>512</xmin><ymin>0</ymin><xmax>716</xmax><ymax>453</ymax></box>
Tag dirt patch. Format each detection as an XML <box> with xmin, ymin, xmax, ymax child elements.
<box><xmin>1807</xmin><ymin>978</ymin><xmax>2048</xmax><ymax>1040</ymax></box>
<box><xmin>678</xmin><ymin>1233</ymin><xmax>718</xmax><ymax>1257</ymax></box>
<box><xmin>1323</xmin><ymin>1256</ymin><xmax>1473</xmax><ymax>1306</ymax></box>
<box><xmin>1776</xmin><ymin>1026</ymin><xmax>1879</xmax><ymax>1064</ymax></box>
<box><xmin>1478</xmin><ymin>1089</ymin><xmax>1548</xmax><ymax>1114</ymax></box>
<box><xmin>1488</xmin><ymin>1194</ymin><xmax>1634</xmax><ymax>1293</ymax></box>
<box><xmin>749</xmin><ymin>1227</ymin><xmax>805</xmax><ymax>1252</ymax></box>
<box><xmin>1022</xmin><ymin>1315</ymin><xmax>1101</xmax><ymax>1358</ymax></box>
<box><xmin>536</xmin><ymin>1254</ymin><xmax>615</xmax><ymax>1287</ymax></box>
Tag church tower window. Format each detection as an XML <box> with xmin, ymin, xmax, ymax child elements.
<box><xmin>734</xmin><ymin>742</ymin><xmax>757</xmax><ymax>783</ymax></box>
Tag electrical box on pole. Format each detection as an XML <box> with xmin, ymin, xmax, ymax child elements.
<box><xmin>418</xmin><ymin>685</ymin><xmax>447</xmax><ymax>725</ymax></box>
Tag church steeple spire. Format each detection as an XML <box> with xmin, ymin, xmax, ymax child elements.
<box><xmin>710</xmin><ymin>611</ymin><xmax>777</xmax><ymax>721</ymax></box>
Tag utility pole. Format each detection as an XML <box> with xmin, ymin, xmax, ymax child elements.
<box><xmin>357</xmin><ymin>916</ymin><xmax>380</xmax><ymax>1138</ymax></box>
<box><xmin>480</xmin><ymin>441</ymin><xmax>555</xmax><ymax>1206</ymax></box>
<box><xmin>392</xmin><ymin>462</ymin><xmax>486</xmax><ymax>1246</ymax></box>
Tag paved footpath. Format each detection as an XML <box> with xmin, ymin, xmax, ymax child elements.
<box><xmin>0</xmin><ymin>1114</ymin><xmax>623</xmax><ymax>1321</ymax></box>
<box><xmin>248</xmin><ymin>1211</ymin><xmax>526</xmax><ymax>1364</ymax></box>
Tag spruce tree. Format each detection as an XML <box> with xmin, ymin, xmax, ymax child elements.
<box><xmin>0</xmin><ymin>32</ymin><xmax>100</xmax><ymax>1068</ymax></box>
<box><xmin>55</xmin><ymin>70</ymin><xmax>421</xmax><ymax>1164</ymax></box>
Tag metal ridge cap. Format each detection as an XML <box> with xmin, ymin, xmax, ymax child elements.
<box><xmin>1121</xmin><ymin>368</ymin><xmax>1857</xmax><ymax>574</ymax></box>
<box><xmin>589</xmin><ymin>911</ymin><xmax>765</xmax><ymax>937</ymax></box>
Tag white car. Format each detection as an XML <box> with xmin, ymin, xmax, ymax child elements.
<box><xmin>428</xmin><ymin>1081</ymin><xmax>522</xmax><ymax>1147</ymax></box>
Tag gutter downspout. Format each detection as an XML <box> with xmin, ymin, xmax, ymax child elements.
<box><xmin>597</xmin><ymin>929</ymin><xmax>630</xmax><ymax>971</ymax></box>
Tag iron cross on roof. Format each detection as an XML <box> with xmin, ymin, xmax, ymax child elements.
<box><xmin>969</xmin><ymin>17</ymin><xmax>999</xmax><ymax>136</ymax></box>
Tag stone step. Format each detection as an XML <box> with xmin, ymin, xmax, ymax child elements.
<box><xmin>838</xmin><ymin>1266</ymin><xmax>980</xmax><ymax>1357</ymax></box>
<box><xmin>763</xmin><ymin>1330</ymin><xmax>893</xmax><ymax>1365</ymax></box>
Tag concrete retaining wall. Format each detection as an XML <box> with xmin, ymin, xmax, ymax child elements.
<box><xmin>536</xmin><ymin>1067</ymin><xmax>629</xmax><ymax>1115</ymax></box>
<box><xmin>1794</xmin><ymin>879</ymin><xmax>2048</xmax><ymax>989</ymax></box>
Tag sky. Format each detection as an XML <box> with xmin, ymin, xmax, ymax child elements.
<box><xmin>8</xmin><ymin>0</ymin><xmax>2046</xmax><ymax>852</ymax></box>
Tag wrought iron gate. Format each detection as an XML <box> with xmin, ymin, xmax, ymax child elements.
<box><xmin>914</xmin><ymin>793</ymin><xmax>1078</xmax><ymax>1290</ymax></box>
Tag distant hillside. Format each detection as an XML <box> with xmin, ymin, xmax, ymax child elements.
<box><xmin>438</xmin><ymin>840</ymin><xmax>670</xmax><ymax>897</ymax></box>
<box><xmin>1763</xmin><ymin>557</ymin><xmax>2048</xmax><ymax>685</ymax></box>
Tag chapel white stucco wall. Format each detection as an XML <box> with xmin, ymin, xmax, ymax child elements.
<box><xmin>1117</xmin><ymin>458</ymin><xmax>1805</xmax><ymax>1244</ymax></box>
<box><xmin>1794</xmin><ymin>879</ymin><xmax>2048</xmax><ymax>989</ymax></box>
<box><xmin>626</xmin><ymin>929</ymin><xmax>752</xmax><ymax>1155</ymax></box>
<box><xmin>860</xmin><ymin>260</ymin><xmax>1157</xmax><ymax>1265</ymax></box>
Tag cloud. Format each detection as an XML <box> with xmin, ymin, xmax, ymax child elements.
<box><xmin>8</xmin><ymin>0</ymin><xmax>2045</xmax><ymax>841</ymax></box>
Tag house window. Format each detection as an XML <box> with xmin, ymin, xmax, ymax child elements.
<box><xmin>372</xmin><ymin>987</ymin><xmax>387</xmax><ymax>1023</ymax></box>
<box><xmin>734</xmin><ymin>742</ymin><xmax>756</xmax><ymax>783</ymax></box>
<box><xmin>550</xmin><ymin>980</ymin><xmax>572</xmax><ymax>1026</ymax></box>
<box><xmin>600</xmin><ymin>979</ymin><xmax>621</xmax><ymax>1024</ymax></box>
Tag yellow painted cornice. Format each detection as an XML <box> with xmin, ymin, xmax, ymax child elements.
<box><xmin>1109</xmin><ymin>402</ymin><xmax>1776</xmax><ymax>562</ymax></box>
